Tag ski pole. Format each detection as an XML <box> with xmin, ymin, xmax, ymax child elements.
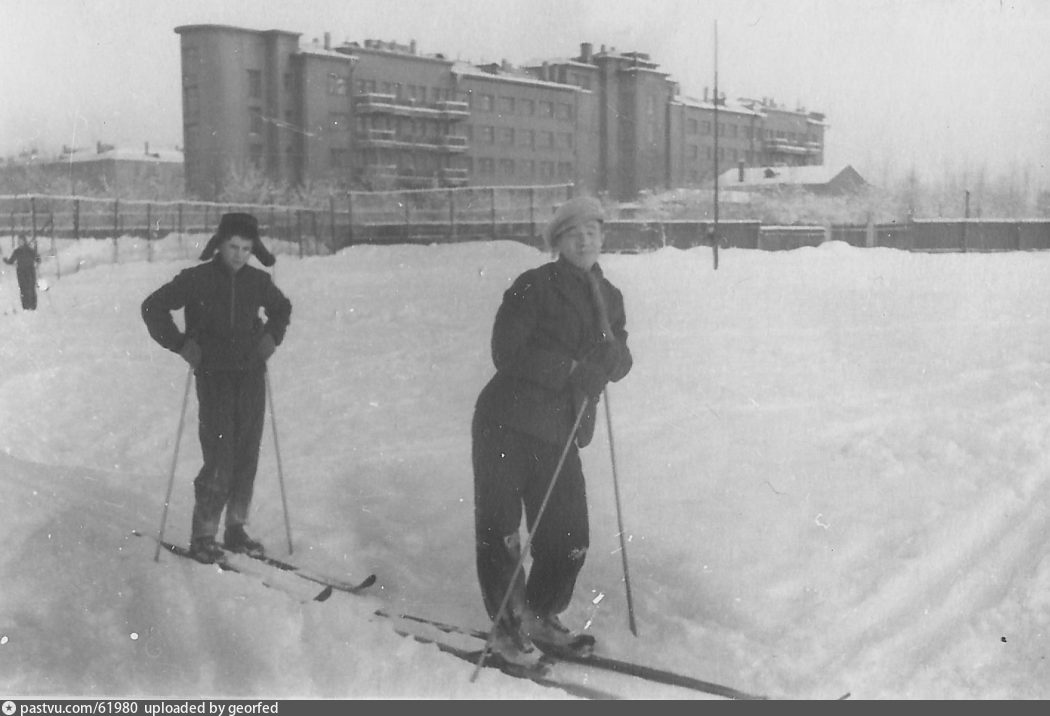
<box><xmin>471</xmin><ymin>397</ymin><xmax>591</xmax><ymax>682</ymax></box>
<box><xmin>154</xmin><ymin>367</ymin><xmax>193</xmax><ymax>562</ymax></box>
<box><xmin>586</xmin><ymin>270</ymin><xmax>639</xmax><ymax>636</ymax></box>
<box><xmin>265</xmin><ymin>371</ymin><xmax>294</xmax><ymax>555</ymax></box>
<box><xmin>602</xmin><ymin>387</ymin><xmax>637</xmax><ymax>636</ymax></box>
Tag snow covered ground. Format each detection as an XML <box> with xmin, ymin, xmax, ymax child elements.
<box><xmin>1</xmin><ymin>232</ymin><xmax>1048</xmax><ymax>700</ymax></box>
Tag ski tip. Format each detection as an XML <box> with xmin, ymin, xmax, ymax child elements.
<box><xmin>315</xmin><ymin>585</ymin><xmax>334</xmax><ymax>602</ymax></box>
<box><xmin>358</xmin><ymin>573</ymin><xmax>378</xmax><ymax>589</ymax></box>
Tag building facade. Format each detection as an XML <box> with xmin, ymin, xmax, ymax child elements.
<box><xmin>174</xmin><ymin>25</ymin><xmax>827</xmax><ymax>201</ymax></box>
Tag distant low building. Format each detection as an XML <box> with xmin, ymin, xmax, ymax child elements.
<box><xmin>716</xmin><ymin>164</ymin><xmax>868</xmax><ymax>195</ymax></box>
<box><xmin>0</xmin><ymin>142</ymin><xmax>184</xmax><ymax>196</ymax></box>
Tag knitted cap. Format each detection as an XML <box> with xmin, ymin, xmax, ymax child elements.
<box><xmin>544</xmin><ymin>196</ymin><xmax>605</xmax><ymax>250</ymax></box>
<box><xmin>198</xmin><ymin>212</ymin><xmax>276</xmax><ymax>267</ymax></box>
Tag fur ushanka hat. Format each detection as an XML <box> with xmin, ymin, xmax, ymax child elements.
<box><xmin>544</xmin><ymin>196</ymin><xmax>605</xmax><ymax>251</ymax></box>
<box><xmin>198</xmin><ymin>212</ymin><xmax>276</xmax><ymax>267</ymax></box>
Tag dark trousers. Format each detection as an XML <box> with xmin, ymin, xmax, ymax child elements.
<box><xmin>191</xmin><ymin>368</ymin><xmax>267</xmax><ymax>541</ymax></box>
<box><xmin>472</xmin><ymin>414</ymin><xmax>589</xmax><ymax>622</ymax></box>
<box><xmin>16</xmin><ymin>272</ymin><xmax>36</xmax><ymax>310</ymax></box>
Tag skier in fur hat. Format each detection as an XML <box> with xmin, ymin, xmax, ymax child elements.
<box><xmin>142</xmin><ymin>212</ymin><xmax>291</xmax><ymax>563</ymax></box>
<box><xmin>471</xmin><ymin>195</ymin><xmax>633</xmax><ymax>666</ymax></box>
<box><xmin>3</xmin><ymin>234</ymin><xmax>42</xmax><ymax>310</ymax></box>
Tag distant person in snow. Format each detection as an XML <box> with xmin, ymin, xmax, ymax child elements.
<box><xmin>3</xmin><ymin>234</ymin><xmax>41</xmax><ymax>310</ymax></box>
<box><xmin>141</xmin><ymin>213</ymin><xmax>292</xmax><ymax>564</ymax></box>
<box><xmin>471</xmin><ymin>195</ymin><xmax>633</xmax><ymax>666</ymax></box>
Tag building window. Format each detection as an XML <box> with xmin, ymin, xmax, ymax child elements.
<box><xmin>328</xmin><ymin>73</ymin><xmax>348</xmax><ymax>96</ymax></box>
<box><xmin>540</xmin><ymin>131</ymin><xmax>555</xmax><ymax>149</ymax></box>
<box><xmin>181</xmin><ymin>46</ymin><xmax>199</xmax><ymax>87</ymax></box>
<box><xmin>559</xmin><ymin>132</ymin><xmax>573</xmax><ymax>149</ymax></box>
<box><xmin>555</xmin><ymin>103</ymin><xmax>572</xmax><ymax>121</ymax></box>
<box><xmin>539</xmin><ymin>160</ymin><xmax>555</xmax><ymax>178</ymax></box>
<box><xmin>690</xmin><ymin>145</ymin><xmax>699</xmax><ymax>159</ymax></box>
<box><xmin>521</xmin><ymin>98</ymin><xmax>535</xmax><ymax>116</ymax></box>
<box><xmin>478</xmin><ymin>157</ymin><xmax>495</xmax><ymax>175</ymax></box>
<box><xmin>479</xmin><ymin>94</ymin><xmax>494</xmax><ymax>111</ymax></box>
<box><xmin>702</xmin><ymin>121</ymin><xmax>711</xmax><ymax>135</ymax></box>
<box><xmin>499</xmin><ymin>127</ymin><xmax>515</xmax><ymax>145</ymax></box>
<box><xmin>183</xmin><ymin>86</ymin><xmax>199</xmax><ymax>124</ymax></box>
<box><xmin>519</xmin><ymin>129</ymin><xmax>535</xmax><ymax>149</ymax></box>
<box><xmin>687</xmin><ymin>118</ymin><xmax>698</xmax><ymax>134</ymax></box>
<box><xmin>557</xmin><ymin>161</ymin><xmax>573</xmax><ymax>178</ymax></box>
<box><xmin>330</xmin><ymin>148</ymin><xmax>349</xmax><ymax>168</ymax></box>
<box><xmin>539</xmin><ymin>101</ymin><xmax>554</xmax><ymax>118</ymax></box>
<box><xmin>480</xmin><ymin>126</ymin><xmax>495</xmax><ymax>144</ymax></box>
<box><xmin>499</xmin><ymin>158</ymin><xmax>515</xmax><ymax>176</ymax></box>
<box><xmin>249</xmin><ymin>108</ymin><xmax>263</xmax><ymax>135</ymax></box>
<box><xmin>329</xmin><ymin>112</ymin><xmax>348</xmax><ymax>131</ymax></box>
<box><xmin>521</xmin><ymin>159</ymin><xmax>535</xmax><ymax>177</ymax></box>
<box><xmin>499</xmin><ymin>96</ymin><xmax>516</xmax><ymax>114</ymax></box>
<box><xmin>248</xmin><ymin>70</ymin><xmax>262</xmax><ymax>99</ymax></box>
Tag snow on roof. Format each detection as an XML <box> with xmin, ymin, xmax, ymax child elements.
<box><xmin>674</xmin><ymin>95</ymin><xmax>761</xmax><ymax>116</ymax></box>
<box><xmin>450</xmin><ymin>61</ymin><xmax>580</xmax><ymax>90</ymax></box>
<box><xmin>52</xmin><ymin>147</ymin><xmax>183</xmax><ymax>164</ymax></box>
<box><xmin>717</xmin><ymin>165</ymin><xmax>860</xmax><ymax>187</ymax></box>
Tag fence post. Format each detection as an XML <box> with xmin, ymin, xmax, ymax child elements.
<box><xmin>49</xmin><ymin>208</ymin><xmax>59</xmax><ymax>279</ymax></box>
<box><xmin>146</xmin><ymin>202</ymin><xmax>153</xmax><ymax>262</ymax></box>
<box><xmin>113</xmin><ymin>198</ymin><xmax>120</xmax><ymax>264</ymax></box>
<box><xmin>403</xmin><ymin>198</ymin><xmax>410</xmax><ymax>243</ymax></box>
<box><xmin>296</xmin><ymin>209</ymin><xmax>303</xmax><ymax>257</ymax></box>
<box><xmin>529</xmin><ymin>187</ymin><xmax>536</xmax><ymax>245</ymax></box>
<box><xmin>73</xmin><ymin>199</ymin><xmax>80</xmax><ymax>241</ymax></box>
<box><xmin>30</xmin><ymin>196</ymin><xmax>37</xmax><ymax>245</ymax></box>
<box><xmin>309</xmin><ymin>210</ymin><xmax>317</xmax><ymax>258</ymax></box>
<box><xmin>329</xmin><ymin>195</ymin><xmax>337</xmax><ymax>253</ymax></box>
<box><xmin>346</xmin><ymin>191</ymin><xmax>354</xmax><ymax>247</ymax></box>
<box><xmin>490</xmin><ymin>187</ymin><xmax>496</xmax><ymax>240</ymax></box>
<box><xmin>448</xmin><ymin>189</ymin><xmax>456</xmax><ymax>241</ymax></box>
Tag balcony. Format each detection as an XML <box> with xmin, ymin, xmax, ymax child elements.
<box><xmin>764</xmin><ymin>137</ymin><xmax>809</xmax><ymax>155</ymax></box>
<box><xmin>440</xmin><ymin>167</ymin><xmax>469</xmax><ymax>187</ymax></box>
<box><xmin>354</xmin><ymin>93</ymin><xmax>399</xmax><ymax>114</ymax></box>
<box><xmin>354</xmin><ymin>93</ymin><xmax>469</xmax><ymax>121</ymax></box>
<box><xmin>440</xmin><ymin>135</ymin><xmax>468</xmax><ymax>153</ymax></box>
<box><xmin>436</xmin><ymin>100</ymin><xmax>470</xmax><ymax>119</ymax></box>
<box><xmin>356</xmin><ymin>131</ymin><xmax>469</xmax><ymax>153</ymax></box>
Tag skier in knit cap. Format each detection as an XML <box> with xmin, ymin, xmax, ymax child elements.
<box><xmin>141</xmin><ymin>212</ymin><xmax>291</xmax><ymax>563</ymax></box>
<box><xmin>471</xmin><ymin>195</ymin><xmax>633</xmax><ymax>666</ymax></box>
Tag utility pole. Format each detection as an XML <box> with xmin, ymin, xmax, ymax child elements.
<box><xmin>712</xmin><ymin>19</ymin><xmax>720</xmax><ymax>270</ymax></box>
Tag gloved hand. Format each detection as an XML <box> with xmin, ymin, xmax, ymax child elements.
<box><xmin>568</xmin><ymin>360</ymin><xmax>609</xmax><ymax>399</ymax></box>
<box><xmin>591</xmin><ymin>339</ymin><xmax>629</xmax><ymax>377</ymax></box>
<box><xmin>255</xmin><ymin>333</ymin><xmax>276</xmax><ymax>363</ymax></box>
<box><xmin>179</xmin><ymin>338</ymin><xmax>201</xmax><ymax>369</ymax></box>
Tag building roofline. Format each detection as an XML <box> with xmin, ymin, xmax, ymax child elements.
<box><xmin>174</xmin><ymin>24</ymin><xmax>301</xmax><ymax>38</ymax></box>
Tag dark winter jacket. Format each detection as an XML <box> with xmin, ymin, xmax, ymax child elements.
<box><xmin>141</xmin><ymin>257</ymin><xmax>292</xmax><ymax>372</ymax></box>
<box><xmin>4</xmin><ymin>245</ymin><xmax>40</xmax><ymax>278</ymax></box>
<box><xmin>474</xmin><ymin>256</ymin><xmax>632</xmax><ymax>448</ymax></box>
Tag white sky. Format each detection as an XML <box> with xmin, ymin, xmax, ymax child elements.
<box><xmin>2</xmin><ymin>0</ymin><xmax>1049</xmax><ymax>187</ymax></box>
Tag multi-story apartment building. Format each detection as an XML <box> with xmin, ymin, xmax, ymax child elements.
<box><xmin>174</xmin><ymin>24</ymin><xmax>826</xmax><ymax>201</ymax></box>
